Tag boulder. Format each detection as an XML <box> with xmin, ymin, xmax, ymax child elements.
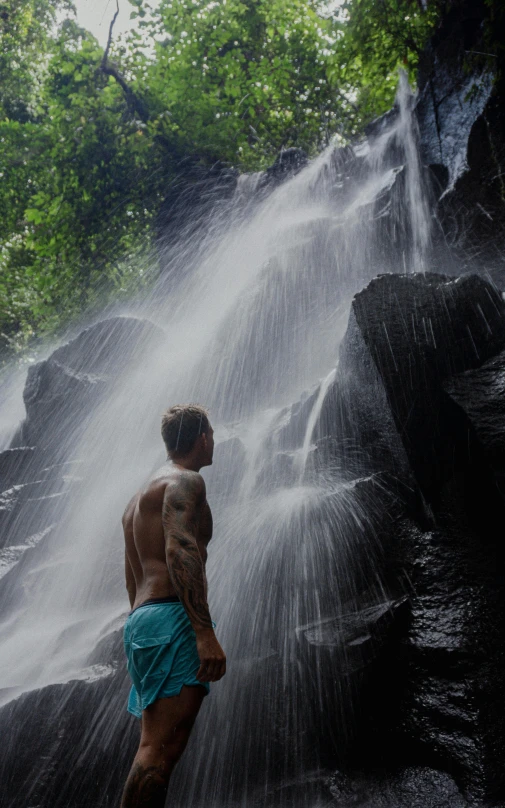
<box><xmin>347</xmin><ymin>272</ymin><xmax>505</xmax><ymax>506</ymax></box>
<box><xmin>445</xmin><ymin>349</ymin><xmax>505</xmax><ymax>505</ymax></box>
<box><xmin>321</xmin><ymin>272</ymin><xmax>505</xmax><ymax>803</ymax></box>
<box><xmin>0</xmin><ymin>670</ymin><xmax>135</xmax><ymax>808</ymax></box>
<box><xmin>444</xmin><ymin>349</ymin><xmax>505</xmax><ymax>467</ymax></box>
<box><xmin>13</xmin><ymin>317</ymin><xmax>163</xmax><ymax>453</ymax></box>
<box><xmin>0</xmin><ymin>316</ymin><xmax>163</xmax><ymax>609</ymax></box>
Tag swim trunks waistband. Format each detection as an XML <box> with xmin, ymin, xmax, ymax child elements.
<box><xmin>130</xmin><ymin>596</ymin><xmax>180</xmax><ymax>614</ymax></box>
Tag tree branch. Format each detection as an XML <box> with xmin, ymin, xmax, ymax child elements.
<box><xmin>102</xmin><ymin>0</ymin><xmax>120</xmax><ymax>69</ymax></box>
<box><xmin>100</xmin><ymin>0</ymin><xmax>150</xmax><ymax>123</ymax></box>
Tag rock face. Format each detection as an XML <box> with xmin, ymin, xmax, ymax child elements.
<box><xmin>13</xmin><ymin>316</ymin><xmax>162</xmax><ymax>454</ymax></box>
<box><xmin>0</xmin><ymin>650</ymin><xmax>135</xmax><ymax>808</ymax></box>
<box><xmin>317</xmin><ymin>272</ymin><xmax>505</xmax><ymax>806</ymax></box>
<box><xmin>445</xmin><ymin>350</ymin><xmax>505</xmax><ymax>468</ymax></box>
<box><xmin>255</xmin><ymin>147</ymin><xmax>308</xmax><ymax>194</ymax></box>
<box><xmin>415</xmin><ymin>0</ymin><xmax>505</xmax><ymax>283</ymax></box>
<box><xmin>1</xmin><ymin>318</ymin><xmax>158</xmax><ymax>601</ymax></box>
<box><xmin>329</xmin><ymin>766</ymin><xmax>468</xmax><ymax>808</ymax></box>
<box><xmin>0</xmin><ymin>315</ymin><xmax>164</xmax><ymax>777</ymax></box>
<box><xmin>3</xmin><ymin>274</ymin><xmax>505</xmax><ymax>808</ymax></box>
<box><xmin>0</xmin><ymin>316</ymin><xmax>162</xmax><ymax>577</ymax></box>
<box><xmin>154</xmin><ymin>160</ymin><xmax>239</xmax><ymax>260</ymax></box>
<box><xmin>349</xmin><ymin>273</ymin><xmax>505</xmax><ymax>504</ymax></box>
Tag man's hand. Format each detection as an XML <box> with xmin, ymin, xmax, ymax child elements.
<box><xmin>195</xmin><ymin>629</ymin><xmax>226</xmax><ymax>683</ymax></box>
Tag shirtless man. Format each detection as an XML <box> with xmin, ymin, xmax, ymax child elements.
<box><xmin>120</xmin><ymin>404</ymin><xmax>226</xmax><ymax>808</ymax></box>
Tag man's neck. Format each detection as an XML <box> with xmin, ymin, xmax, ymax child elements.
<box><xmin>168</xmin><ymin>455</ymin><xmax>202</xmax><ymax>473</ymax></box>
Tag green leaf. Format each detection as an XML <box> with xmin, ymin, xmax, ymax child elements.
<box><xmin>25</xmin><ymin>209</ymin><xmax>44</xmax><ymax>224</ymax></box>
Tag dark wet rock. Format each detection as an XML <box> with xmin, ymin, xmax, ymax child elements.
<box><xmin>276</xmin><ymin>387</ymin><xmax>319</xmax><ymax>452</ymax></box>
<box><xmin>415</xmin><ymin>0</ymin><xmax>505</xmax><ymax>281</ymax></box>
<box><xmin>0</xmin><ymin>458</ymin><xmax>83</xmax><ymax>610</ymax></box>
<box><xmin>324</xmin><ymin>272</ymin><xmax>505</xmax><ymax>802</ymax></box>
<box><xmin>310</xmin><ymin>545</ymin><xmax>402</xmax><ymax>771</ymax></box>
<box><xmin>1</xmin><ymin>316</ymin><xmax>162</xmax><ymax>580</ymax></box>
<box><xmin>444</xmin><ymin>349</ymin><xmax>505</xmax><ymax>467</ymax></box>
<box><xmin>254</xmin><ymin>450</ymin><xmax>298</xmax><ymax>493</ymax></box>
<box><xmin>20</xmin><ymin>358</ymin><xmax>107</xmax><ymax>450</ymax></box>
<box><xmin>154</xmin><ymin>159</ymin><xmax>238</xmax><ymax>250</ymax></box>
<box><xmin>86</xmin><ymin>624</ymin><xmax>126</xmax><ymax>668</ymax></box>
<box><xmin>365</xmin><ymin>106</ymin><xmax>400</xmax><ymax>143</ymax></box>
<box><xmin>0</xmin><ymin>596</ymin><xmax>131</xmax><ymax>808</ymax></box>
<box><xmin>0</xmin><ymin>672</ymin><xmax>136</xmax><ymax>808</ymax></box>
<box><xmin>0</xmin><ymin>317</ymin><xmax>159</xmax><ymax>550</ymax></box>
<box><xmin>392</xmin><ymin>518</ymin><xmax>505</xmax><ymax>803</ymax></box>
<box><xmin>300</xmin><ymin>596</ymin><xmax>408</xmax><ymax>654</ymax></box>
<box><xmin>417</xmin><ymin>64</ymin><xmax>494</xmax><ymax>195</ymax></box>
<box><xmin>0</xmin><ymin>479</ymin><xmax>57</xmax><ymax>508</ymax></box>
<box><xmin>329</xmin><ymin>766</ymin><xmax>468</xmax><ymax>808</ymax></box>
<box><xmin>444</xmin><ymin>349</ymin><xmax>505</xmax><ymax>505</ymax></box>
<box><xmin>312</xmin><ymin>309</ymin><xmax>413</xmax><ymax>483</ymax></box>
<box><xmin>348</xmin><ymin>272</ymin><xmax>505</xmax><ymax>506</ymax></box>
<box><xmin>0</xmin><ymin>524</ymin><xmax>54</xmax><ymax>585</ymax></box>
<box><xmin>246</xmin><ymin>772</ymin><xmax>336</xmax><ymax>808</ymax></box>
<box><xmin>12</xmin><ymin>317</ymin><xmax>163</xmax><ymax>452</ymax></box>
<box><xmin>256</xmin><ymin>147</ymin><xmax>308</xmax><ymax>193</ymax></box>
<box><xmin>0</xmin><ymin>478</ymin><xmax>67</xmax><ymax>549</ymax></box>
<box><xmin>48</xmin><ymin>316</ymin><xmax>161</xmax><ymax>375</ymax></box>
<box><xmin>0</xmin><ymin>446</ymin><xmax>36</xmax><ymax>487</ymax></box>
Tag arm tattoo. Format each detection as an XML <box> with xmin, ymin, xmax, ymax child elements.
<box><xmin>163</xmin><ymin>473</ymin><xmax>213</xmax><ymax>630</ymax></box>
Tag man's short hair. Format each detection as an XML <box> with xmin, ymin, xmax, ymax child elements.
<box><xmin>161</xmin><ymin>404</ymin><xmax>210</xmax><ymax>456</ymax></box>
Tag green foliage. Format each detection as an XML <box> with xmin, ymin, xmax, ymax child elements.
<box><xmin>0</xmin><ymin>0</ymin><xmax>73</xmax><ymax>121</ymax></box>
<box><xmin>336</xmin><ymin>0</ymin><xmax>440</xmax><ymax>123</ymax></box>
<box><xmin>120</xmin><ymin>0</ymin><xmax>439</xmax><ymax>165</ymax></box>
<box><xmin>0</xmin><ymin>14</ymin><xmax>166</xmax><ymax>357</ymax></box>
<box><xmin>0</xmin><ymin>0</ymin><xmax>441</xmax><ymax>363</ymax></box>
<box><xmin>124</xmin><ymin>0</ymin><xmax>349</xmax><ymax>167</ymax></box>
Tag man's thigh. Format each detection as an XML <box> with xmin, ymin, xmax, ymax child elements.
<box><xmin>141</xmin><ymin>685</ymin><xmax>207</xmax><ymax>749</ymax></box>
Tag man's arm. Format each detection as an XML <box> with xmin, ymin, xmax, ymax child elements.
<box><xmin>125</xmin><ymin>550</ymin><xmax>136</xmax><ymax>610</ymax></box>
<box><xmin>163</xmin><ymin>472</ymin><xmax>226</xmax><ymax>683</ymax></box>
<box><xmin>163</xmin><ymin>472</ymin><xmax>212</xmax><ymax>629</ymax></box>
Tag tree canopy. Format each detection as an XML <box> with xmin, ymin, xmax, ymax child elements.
<box><xmin>0</xmin><ymin>0</ymin><xmax>440</xmax><ymax>362</ymax></box>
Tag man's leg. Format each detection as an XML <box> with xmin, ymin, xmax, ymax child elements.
<box><xmin>121</xmin><ymin>685</ymin><xmax>206</xmax><ymax>808</ymax></box>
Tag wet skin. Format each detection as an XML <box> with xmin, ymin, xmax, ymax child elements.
<box><xmin>123</xmin><ymin>465</ymin><xmax>213</xmax><ymax>614</ymax></box>
<box><xmin>120</xmin><ymin>427</ymin><xmax>226</xmax><ymax>808</ymax></box>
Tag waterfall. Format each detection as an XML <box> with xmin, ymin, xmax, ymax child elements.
<box><xmin>0</xmin><ymin>76</ymin><xmax>432</xmax><ymax>805</ymax></box>
<box><xmin>297</xmin><ymin>366</ymin><xmax>339</xmax><ymax>480</ymax></box>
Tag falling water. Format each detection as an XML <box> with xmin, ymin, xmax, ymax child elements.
<box><xmin>0</xmin><ymin>75</ymin><xmax>432</xmax><ymax>806</ymax></box>
<box><xmin>297</xmin><ymin>366</ymin><xmax>339</xmax><ymax>480</ymax></box>
<box><xmin>366</xmin><ymin>70</ymin><xmax>432</xmax><ymax>273</ymax></box>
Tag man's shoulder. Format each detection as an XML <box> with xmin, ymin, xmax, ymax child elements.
<box><xmin>136</xmin><ymin>470</ymin><xmax>171</xmax><ymax>511</ymax></box>
<box><xmin>164</xmin><ymin>468</ymin><xmax>206</xmax><ymax>504</ymax></box>
<box><xmin>130</xmin><ymin>468</ymin><xmax>205</xmax><ymax>517</ymax></box>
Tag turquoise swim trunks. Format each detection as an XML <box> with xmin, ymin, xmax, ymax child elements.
<box><xmin>124</xmin><ymin>597</ymin><xmax>210</xmax><ymax>718</ymax></box>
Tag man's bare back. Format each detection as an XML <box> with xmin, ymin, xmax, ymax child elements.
<box><xmin>120</xmin><ymin>407</ymin><xmax>226</xmax><ymax>808</ymax></box>
<box><xmin>123</xmin><ymin>464</ymin><xmax>213</xmax><ymax>611</ymax></box>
